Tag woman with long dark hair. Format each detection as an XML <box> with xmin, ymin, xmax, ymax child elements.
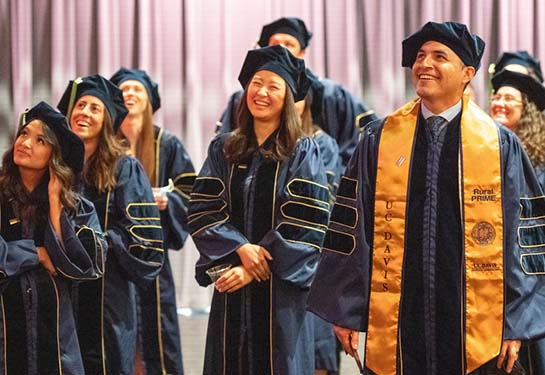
<box><xmin>0</xmin><ymin>101</ymin><xmax>106</xmax><ymax>374</ymax></box>
<box><xmin>57</xmin><ymin>74</ymin><xmax>164</xmax><ymax>375</ymax></box>
<box><xmin>110</xmin><ymin>67</ymin><xmax>195</xmax><ymax>375</ymax></box>
<box><xmin>189</xmin><ymin>45</ymin><xmax>329</xmax><ymax>375</ymax></box>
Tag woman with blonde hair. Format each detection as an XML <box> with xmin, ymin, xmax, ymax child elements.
<box><xmin>0</xmin><ymin>101</ymin><xmax>106</xmax><ymax>374</ymax></box>
<box><xmin>111</xmin><ymin>67</ymin><xmax>195</xmax><ymax>375</ymax></box>
<box><xmin>58</xmin><ymin>74</ymin><xmax>164</xmax><ymax>375</ymax></box>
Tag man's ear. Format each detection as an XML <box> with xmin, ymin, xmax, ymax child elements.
<box><xmin>463</xmin><ymin>66</ymin><xmax>476</xmax><ymax>85</ymax></box>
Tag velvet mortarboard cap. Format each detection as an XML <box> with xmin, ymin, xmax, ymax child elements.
<box><xmin>238</xmin><ymin>45</ymin><xmax>310</xmax><ymax>102</ymax></box>
<box><xmin>491</xmin><ymin>69</ymin><xmax>545</xmax><ymax>111</ymax></box>
<box><xmin>57</xmin><ymin>74</ymin><xmax>128</xmax><ymax>132</ymax></box>
<box><xmin>110</xmin><ymin>68</ymin><xmax>161</xmax><ymax>112</ymax></box>
<box><xmin>19</xmin><ymin>101</ymin><xmax>84</xmax><ymax>173</ymax></box>
<box><xmin>490</xmin><ymin>51</ymin><xmax>543</xmax><ymax>83</ymax></box>
<box><xmin>402</xmin><ymin>21</ymin><xmax>485</xmax><ymax>71</ymax></box>
<box><xmin>258</xmin><ymin>17</ymin><xmax>313</xmax><ymax>50</ymax></box>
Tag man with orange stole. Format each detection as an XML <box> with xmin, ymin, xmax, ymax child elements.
<box><xmin>308</xmin><ymin>21</ymin><xmax>545</xmax><ymax>375</ymax></box>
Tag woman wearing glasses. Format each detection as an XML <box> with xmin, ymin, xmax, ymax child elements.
<box><xmin>490</xmin><ymin>66</ymin><xmax>545</xmax><ymax>374</ymax></box>
<box><xmin>490</xmin><ymin>68</ymin><xmax>545</xmax><ymax>186</ymax></box>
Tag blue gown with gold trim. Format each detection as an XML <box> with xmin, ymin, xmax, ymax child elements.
<box><xmin>0</xmin><ymin>180</ymin><xmax>107</xmax><ymax>375</ymax></box>
<box><xmin>74</xmin><ymin>155</ymin><xmax>164</xmax><ymax>375</ymax></box>
<box><xmin>308</xmin><ymin>113</ymin><xmax>545</xmax><ymax>374</ymax></box>
<box><xmin>137</xmin><ymin>126</ymin><xmax>196</xmax><ymax>375</ymax></box>
<box><xmin>189</xmin><ymin>133</ymin><xmax>329</xmax><ymax>375</ymax></box>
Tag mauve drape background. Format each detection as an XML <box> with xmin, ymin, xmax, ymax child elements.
<box><xmin>1</xmin><ymin>0</ymin><xmax>543</xmax><ymax>309</ymax></box>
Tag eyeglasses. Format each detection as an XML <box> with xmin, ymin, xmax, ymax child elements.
<box><xmin>490</xmin><ymin>94</ymin><xmax>522</xmax><ymax>106</ymax></box>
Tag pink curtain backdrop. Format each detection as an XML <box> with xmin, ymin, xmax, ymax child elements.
<box><xmin>2</xmin><ymin>0</ymin><xmax>544</xmax><ymax>308</ymax></box>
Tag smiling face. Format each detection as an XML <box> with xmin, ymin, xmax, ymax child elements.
<box><xmin>411</xmin><ymin>40</ymin><xmax>475</xmax><ymax>112</ymax></box>
<box><xmin>69</xmin><ymin>95</ymin><xmax>106</xmax><ymax>146</ymax></box>
<box><xmin>119</xmin><ymin>80</ymin><xmax>149</xmax><ymax>117</ymax></box>
<box><xmin>489</xmin><ymin>86</ymin><xmax>523</xmax><ymax>131</ymax></box>
<box><xmin>13</xmin><ymin>120</ymin><xmax>53</xmax><ymax>173</ymax></box>
<box><xmin>246</xmin><ymin>70</ymin><xmax>287</xmax><ymax>124</ymax></box>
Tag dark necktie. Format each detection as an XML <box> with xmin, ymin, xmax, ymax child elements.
<box><xmin>426</xmin><ymin>115</ymin><xmax>447</xmax><ymax>141</ymax></box>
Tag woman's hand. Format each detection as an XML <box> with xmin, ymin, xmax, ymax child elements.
<box><xmin>236</xmin><ymin>243</ymin><xmax>273</xmax><ymax>281</ymax></box>
<box><xmin>37</xmin><ymin>246</ymin><xmax>57</xmax><ymax>276</ymax></box>
<box><xmin>496</xmin><ymin>339</ymin><xmax>521</xmax><ymax>373</ymax></box>
<box><xmin>153</xmin><ymin>190</ymin><xmax>169</xmax><ymax>211</ymax></box>
<box><xmin>215</xmin><ymin>266</ymin><xmax>254</xmax><ymax>293</ymax></box>
<box><xmin>47</xmin><ymin>167</ymin><xmax>62</xmax><ymax>203</ymax></box>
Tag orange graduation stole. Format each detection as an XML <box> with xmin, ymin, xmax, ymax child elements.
<box><xmin>365</xmin><ymin>97</ymin><xmax>504</xmax><ymax>375</ymax></box>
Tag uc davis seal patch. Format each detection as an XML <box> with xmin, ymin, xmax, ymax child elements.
<box><xmin>471</xmin><ymin>221</ymin><xmax>496</xmax><ymax>245</ymax></box>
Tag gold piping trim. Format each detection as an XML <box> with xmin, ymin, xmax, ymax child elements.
<box><xmin>104</xmin><ymin>191</ymin><xmax>111</xmax><ymax>230</ymax></box>
<box><xmin>336</xmin><ymin>176</ymin><xmax>359</xmax><ymax>202</ymax></box>
<box><xmin>272</xmin><ymin>162</ymin><xmax>280</xmax><ymax>230</ymax></box>
<box><xmin>126</xmin><ymin>203</ymin><xmax>161</xmax><ymax>221</ymax></box>
<box><xmin>518</xmin><ymin>223</ymin><xmax>545</xmax><ymax>248</ymax></box>
<box><xmin>279</xmin><ymin>201</ymin><xmax>329</xmax><ymax>228</ymax></box>
<box><xmin>128</xmin><ymin>244</ymin><xmax>164</xmax><ymax>253</ymax></box>
<box><xmin>187</xmin><ymin>200</ymin><xmax>228</xmax><ymax>221</ymax></box>
<box><xmin>155</xmin><ymin>128</ymin><xmax>164</xmax><ymax>186</ymax></box>
<box><xmin>329</xmin><ymin>202</ymin><xmax>359</xmax><ymax>229</ymax></box>
<box><xmin>101</xmin><ymin>276</ymin><xmax>106</xmax><ymax>373</ymax></box>
<box><xmin>155</xmin><ymin>276</ymin><xmax>167</xmax><ymax>373</ymax></box>
<box><xmin>520</xmin><ymin>195</ymin><xmax>545</xmax><ymax>220</ymax></box>
<box><xmin>2</xmin><ymin>296</ymin><xmax>6</xmax><ymax>373</ymax></box>
<box><xmin>321</xmin><ymin>227</ymin><xmax>357</xmax><ymax>256</ymax></box>
<box><xmin>48</xmin><ymin>274</ymin><xmax>63</xmax><ymax>373</ymax></box>
<box><xmin>190</xmin><ymin>177</ymin><xmax>226</xmax><ymax>198</ymax></box>
<box><xmin>520</xmin><ymin>252</ymin><xmax>545</xmax><ymax>275</ymax></box>
<box><xmin>355</xmin><ymin>110</ymin><xmax>376</xmax><ymax>128</ymax></box>
<box><xmin>286</xmin><ymin>178</ymin><xmax>330</xmax><ymax>207</ymax></box>
<box><xmin>190</xmin><ymin>215</ymin><xmax>230</xmax><ymax>237</ymax></box>
<box><xmin>129</xmin><ymin>225</ymin><xmax>164</xmax><ymax>243</ymax></box>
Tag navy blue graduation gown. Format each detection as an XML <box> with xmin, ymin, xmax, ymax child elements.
<box><xmin>0</xmin><ymin>184</ymin><xmax>106</xmax><ymax>375</ymax></box>
<box><xmin>311</xmin><ymin>130</ymin><xmax>341</xmax><ymax>373</ymax></box>
<box><xmin>216</xmin><ymin>68</ymin><xmax>377</xmax><ymax>170</ymax></box>
<box><xmin>308</xmin><ymin>111</ymin><xmax>545</xmax><ymax>375</ymax></box>
<box><xmin>189</xmin><ymin>134</ymin><xmax>330</xmax><ymax>375</ymax></box>
<box><xmin>137</xmin><ymin>126</ymin><xmax>196</xmax><ymax>375</ymax></box>
<box><xmin>75</xmin><ymin>155</ymin><xmax>164</xmax><ymax>375</ymax></box>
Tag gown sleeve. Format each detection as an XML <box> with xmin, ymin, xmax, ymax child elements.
<box><xmin>0</xmin><ymin>237</ymin><xmax>38</xmax><ymax>280</ymax></box>
<box><xmin>307</xmin><ymin>120</ymin><xmax>382</xmax><ymax>332</ymax></box>
<box><xmin>159</xmin><ymin>131</ymin><xmax>196</xmax><ymax>250</ymax></box>
<box><xmin>189</xmin><ymin>135</ymin><xmax>250</xmax><ymax>286</ymax></box>
<box><xmin>499</xmin><ymin>128</ymin><xmax>545</xmax><ymax>341</ymax></box>
<box><xmin>258</xmin><ymin>137</ymin><xmax>330</xmax><ymax>288</ymax></box>
<box><xmin>43</xmin><ymin>196</ymin><xmax>107</xmax><ymax>280</ymax></box>
<box><xmin>107</xmin><ymin>156</ymin><xmax>164</xmax><ymax>285</ymax></box>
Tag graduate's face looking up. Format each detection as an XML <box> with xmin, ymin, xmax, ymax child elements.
<box><xmin>411</xmin><ymin>41</ymin><xmax>475</xmax><ymax>112</ymax></box>
<box><xmin>69</xmin><ymin>95</ymin><xmax>106</xmax><ymax>144</ymax></box>
<box><xmin>119</xmin><ymin>80</ymin><xmax>149</xmax><ymax>117</ymax></box>
<box><xmin>268</xmin><ymin>33</ymin><xmax>305</xmax><ymax>58</ymax></box>
<box><xmin>489</xmin><ymin>86</ymin><xmax>523</xmax><ymax>131</ymax></box>
<box><xmin>246</xmin><ymin>70</ymin><xmax>287</xmax><ymax>124</ymax></box>
<box><xmin>13</xmin><ymin>120</ymin><xmax>53</xmax><ymax>173</ymax></box>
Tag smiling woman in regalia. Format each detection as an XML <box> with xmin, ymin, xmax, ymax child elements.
<box><xmin>189</xmin><ymin>45</ymin><xmax>330</xmax><ymax>375</ymax></box>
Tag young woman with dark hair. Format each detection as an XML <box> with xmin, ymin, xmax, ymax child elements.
<box><xmin>58</xmin><ymin>75</ymin><xmax>164</xmax><ymax>375</ymax></box>
<box><xmin>189</xmin><ymin>45</ymin><xmax>330</xmax><ymax>375</ymax></box>
<box><xmin>0</xmin><ymin>101</ymin><xmax>106</xmax><ymax>374</ymax></box>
